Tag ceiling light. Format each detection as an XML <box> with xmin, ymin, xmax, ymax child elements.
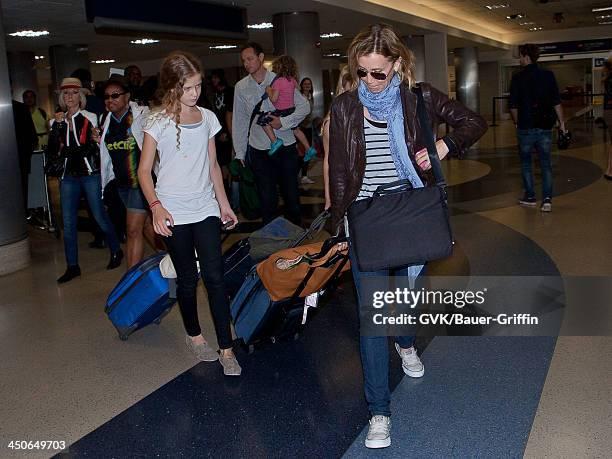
<box><xmin>9</xmin><ymin>30</ymin><xmax>49</xmax><ymax>37</ymax></box>
<box><xmin>485</xmin><ymin>4</ymin><xmax>509</xmax><ymax>10</ymax></box>
<box><xmin>130</xmin><ymin>38</ymin><xmax>159</xmax><ymax>45</ymax></box>
<box><xmin>209</xmin><ymin>45</ymin><xmax>237</xmax><ymax>50</ymax></box>
<box><xmin>91</xmin><ymin>59</ymin><xmax>115</xmax><ymax>64</ymax></box>
<box><xmin>506</xmin><ymin>13</ymin><xmax>524</xmax><ymax>19</ymax></box>
<box><xmin>324</xmin><ymin>53</ymin><xmax>341</xmax><ymax>57</ymax></box>
<box><xmin>519</xmin><ymin>21</ymin><xmax>535</xmax><ymax>25</ymax></box>
<box><xmin>596</xmin><ymin>14</ymin><xmax>612</xmax><ymax>18</ymax></box>
<box><xmin>248</xmin><ymin>22</ymin><xmax>273</xmax><ymax>29</ymax></box>
<box><xmin>35</xmin><ymin>55</ymin><xmax>44</xmax><ymax>60</ymax></box>
<box><xmin>598</xmin><ymin>20</ymin><xmax>612</xmax><ymax>24</ymax></box>
<box><xmin>592</xmin><ymin>6</ymin><xmax>612</xmax><ymax>12</ymax></box>
<box><xmin>320</xmin><ymin>33</ymin><xmax>342</xmax><ymax>39</ymax></box>
<box><xmin>529</xmin><ymin>27</ymin><xmax>543</xmax><ymax>31</ymax></box>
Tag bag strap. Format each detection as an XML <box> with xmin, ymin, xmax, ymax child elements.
<box><xmin>414</xmin><ymin>86</ymin><xmax>446</xmax><ymax>188</ymax></box>
<box><xmin>247</xmin><ymin>74</ymin><xmax>281</xmax><ymax>141</ymax></box>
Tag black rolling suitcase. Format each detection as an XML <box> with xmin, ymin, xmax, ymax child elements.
<box><xmin>230</xmin><ymin>244</ymin><xmax>349</xmax><ymax>352</ymax></box>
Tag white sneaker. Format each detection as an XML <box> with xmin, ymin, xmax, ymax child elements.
<box><xmin>365</xmin><ymin>415</ymin><xmax>391</xmax><ymax>449</ymax></box>
<box><xmin>395</xmin><ymin>343</ymin><xmax>424</xmax><ymax>378</ymax></box>
<box><xmin>300</xmin><ymin>176</ymin><xmax>315</xmax><ymax>184</ymax></box>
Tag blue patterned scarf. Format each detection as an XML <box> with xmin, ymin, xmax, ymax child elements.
<box><xmin>358</xmin><ymin>75</ymin><xmax>423</xmax><ymax>189</ymax></box>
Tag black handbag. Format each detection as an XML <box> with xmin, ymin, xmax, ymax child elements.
<box><xmin>347</xmin><ymin>86</ymin><xmax>453</xmax><ymax>271</ymax></box>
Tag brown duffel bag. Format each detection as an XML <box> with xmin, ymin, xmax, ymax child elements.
<box><xmin>256</xmin><ymin>240</ymin><xmax>350</xmax><ymax>302</ymax></box>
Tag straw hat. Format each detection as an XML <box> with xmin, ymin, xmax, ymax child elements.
<box><xmin>59</xmin><ymin>77</ymin><xmax>83</xmax><ymax>90</ymax></box>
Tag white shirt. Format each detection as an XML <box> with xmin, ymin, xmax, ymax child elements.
<box><xmin>232</xmin><ymin>71</ymin><xmax>310</xmax><ymax>160</ymax></box>
<box><xmin>143</xmin><ymin>107</ymin><xmax>221</xmax><ymax>225</ymax></box>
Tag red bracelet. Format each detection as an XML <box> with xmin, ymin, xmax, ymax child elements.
<box><xmin>149</xmin><ymin>200</ymin><xmax>161</xmax><ymax>209</ymax></box>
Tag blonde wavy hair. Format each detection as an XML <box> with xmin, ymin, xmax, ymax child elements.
<box><xmin>58</xmin><ymin>88</ymin><xmax>87</xmax><ymax>111</ymax></box>
<box><xmin>347</xmin><ymin>23</ymin><xmax>416</xmax><ymax>88</ymax></box>
<box><xmin>148</xmin><ymin>51</ymin><xmax>202</xmax><ymax>149</ymax></box>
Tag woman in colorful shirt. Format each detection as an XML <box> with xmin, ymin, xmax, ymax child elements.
<box><xmin>98</xmin><ymin>76</ymin><xmax>155</xmax><ymax>267</ymax></box>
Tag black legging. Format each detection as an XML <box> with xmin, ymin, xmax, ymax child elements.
<box><xmin>164</xmin><ymin>216</ymin><xmax>233</xmax><ymax>349</ymax></box>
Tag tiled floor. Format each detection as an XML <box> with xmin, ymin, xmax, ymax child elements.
<box><xmin>0</xmin><ymin>119</ymin><xmax>610</xmax><ymax>458</ymax></box>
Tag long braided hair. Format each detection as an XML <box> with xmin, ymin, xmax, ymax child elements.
<box><xmin>150</xmin><ymin>51</ymin><xmax>202</xmax><ymax>149</ymax></box>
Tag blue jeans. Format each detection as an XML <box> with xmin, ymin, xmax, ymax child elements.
<box><xmin>517</xmin><ymin>129</ymin><xmax>553</xmax><ymax>200</ymax></box>
<box><xmin>60</xmin><ymin>174</ymin><xmax>120</xmax><ymax>266</ymax></box>
<box><xmin>349</xmin><ymin>242</ymin><xmax>422</xmax><ymax>417</ymax></box>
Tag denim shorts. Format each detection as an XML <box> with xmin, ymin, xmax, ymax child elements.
<box><xmin>117</xmin><ymin>187</ymin><xmax>147</xmax><ymax>214</ymax></box>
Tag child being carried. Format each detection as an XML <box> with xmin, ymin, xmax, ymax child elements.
<box><xmin>257</xmin><ymin>55</ymin><xmax>316</xmax><ymax>159</ymax></box>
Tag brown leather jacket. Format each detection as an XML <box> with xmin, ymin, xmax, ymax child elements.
<box><xmin>328</xmin><ymin>82</ymin><xmax>487</xmax><ymax>234</ymax></box>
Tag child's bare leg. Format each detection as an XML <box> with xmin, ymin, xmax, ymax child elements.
<box><xmin>263</xmin><ymin>124</ymin><xmax>277</xmax><ymax>143</ymax></box>
<box><xmin>293</xmin><ymin>127</ymin><xmax>310</xmax><ymax>150</ymax></box>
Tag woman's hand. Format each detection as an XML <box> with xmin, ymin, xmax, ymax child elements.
<box><xmin>91</xmin><ymin>127</ymin><xmax>101</xmax><ymax>145</ymax></box>
<box><xmin>415</xmin><ymin>140</ymin><xmax>449</xmax><ymax>171</ymax></box>
<box><xmin>220</xmin><ymin>206</ymin><xmax>238</xmax><ymax>230</ymax></box>
<box><xmin>151</xmin><ymin>205</ymin><xmax>174</xmax><ymax>237</ymax></box>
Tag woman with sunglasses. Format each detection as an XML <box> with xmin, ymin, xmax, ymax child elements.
<box><xmin>97</xmin><ymin>76</ymin><xmax>155</xmax><ymax>268</ymax></box>
<box><xmin>328</xmin><ymin>24</ymin><xmax>487</xmax><ymax>449</ymax></box>
<box><xmin>48</xmin><ymin>77</ymin><xmax>124</xmax><ymax>283</ymax></box>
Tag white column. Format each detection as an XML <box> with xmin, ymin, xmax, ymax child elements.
<box><xmin>424</xmin><ymin>33</ymin><xmax>449</xmax><ymax>94</ymax></box>
<box><xmin>0</xmin><ymin>1</ymin><xmax>30</xmax><ymax>274</ymax></box>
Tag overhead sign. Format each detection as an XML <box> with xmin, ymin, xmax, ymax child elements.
<box><xmin>538</xmin><ymin>39</ymin><xmax>612</xmax><ymax>55</ymax></box>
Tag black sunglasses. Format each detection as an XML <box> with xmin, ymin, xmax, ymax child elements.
<box><xmin>104</xmin><ymin>92</ymin><xmax>126</xmax><ymax>100</ymax></box>
<box><xmin>356</xmin><ymin>61</ymin><xmax>396</xmax><ymax>81</ymax></box>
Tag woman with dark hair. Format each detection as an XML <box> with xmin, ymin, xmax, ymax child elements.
<box><xmin>329</xmin><ymin>24</ymin><xmax>487</xmax><ymax>448</ymax></box>
<box><xmin>138</xmin><ymin>52</ymin><xmax>241</xmax><ymax>376</ymax></box>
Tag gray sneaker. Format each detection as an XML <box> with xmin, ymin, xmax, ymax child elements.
<box><xmin>395</xmin><ymin>343</ymin><xmax>425</xmax><ymax>378</ymax></box>
<box><xmin>185</xmin><ymin>336</ymin><xmax>219</xmax><ymax>362</ymax></box>
<box><xmin>540</xmin><ymin>198</ymin><xmax>552</xmax><ymax>212</ymax></box>
<box><xmin>219</xmin><ymin>352</ymin><xmax>242</xmax><ymax>376</ymax></box>
<box><xmin>365</xmin><ymin>415</ymin><xmax>391</xmax><ymax>449</ymax></box>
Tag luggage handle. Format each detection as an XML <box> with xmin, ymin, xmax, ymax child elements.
<box><xmin>309</xmin><ymin>234</ymin><xmax>347</xmax><ymax>261</ymax></box>
<box><xmin>293</xmin><ymin>210</ymin><xmax>330</xmax><ymax>247</ymax></box>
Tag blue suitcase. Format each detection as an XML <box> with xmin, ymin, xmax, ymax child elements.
<box><xmin>105</xmin><ymin>253</ymin><xmax>176</xmax><ymax>341</ymax></box>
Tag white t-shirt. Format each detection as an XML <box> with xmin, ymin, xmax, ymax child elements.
<box><xmin>144</xmin><ymin>107</ymin><xmax>222</xmax><ymax>225</ymax></box>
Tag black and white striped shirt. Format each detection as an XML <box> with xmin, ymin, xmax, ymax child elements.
<box><xmin>357</xmin><ymin>117</ymin><xmax>399</xmax><ymax>200</ymax></box>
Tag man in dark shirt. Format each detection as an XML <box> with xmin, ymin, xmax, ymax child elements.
<box><xmin>509</xmin><ymin>43</ymin><xmax>566</xmax><ymax>212</ymax></box>
<box><xmin>210</xmin><ymin>69</ymin><xmax>234</xmax><ymax>168</ymax></box>
<box><xmin>12</xmin><ymin>99</ymin><xmax>37</xmax><ymax>212</ymax></box>
<box><xmin>124</xmin><ymin>65</ymin><xmax>149</xmax><ymax>106</ymax></box>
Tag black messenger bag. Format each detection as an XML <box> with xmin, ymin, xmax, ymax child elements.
<box><xmin>347</xmin><ymin>87</ymin><xmax>453</xmax><ymax>272</ymax></box>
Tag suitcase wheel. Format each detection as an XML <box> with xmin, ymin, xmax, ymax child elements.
<box><xmin>238</xmin><ymin>340</ymin><xmax>254</xmax><ymax>354</ymax></box>
<box><xmin>119</xmin><ymin>333</ymin><xmax>129</xmax><ymax>341</ymax></box>
<box><xmin>154</xmin><ymin>318</ymin><xmax>162</xmax><ymax>325</ymax></box>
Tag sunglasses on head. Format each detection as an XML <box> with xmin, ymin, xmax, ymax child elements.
<box><xmin>104</xmin><ymin>92</ymin><xmax>126</xmax><ymax>100</ymax></box>
<box><xmin>356</xmin><ymin>60</ymin><xmax>397</xmax><ymax>81</ymax></box>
